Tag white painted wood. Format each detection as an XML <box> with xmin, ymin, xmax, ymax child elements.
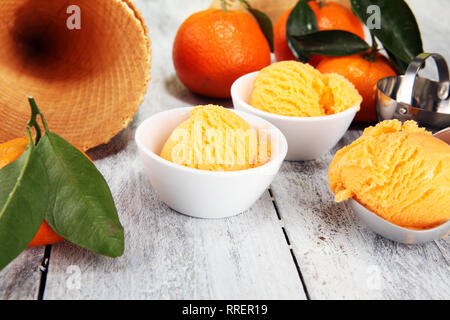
<box><xmin>1</xmin><ymin>0</ymin><xmax>449</xmax><ymax>300</ymax></box>
<box><xmin>41</xmin><ymin>0</ymin><xmax>305</xmax><ymax>300</ymax></box>
<box><xmin>0</xmin><ymin>248</ymin><xmax>44</xmax><ymax>300</ymax></box>
<box><xmin>270</xmin><ymin>131</ymin><xmax>450</xmax><ymax>299</ymax></box>
<box><xmin>44</xmin><ymin>188</ymin><xmax>305</xmax><ymax>299</ymax></box>
<box><xmin>269</xmin><ymin>0</ymin><xmax>450</xmax><ymax>300</ymax></box>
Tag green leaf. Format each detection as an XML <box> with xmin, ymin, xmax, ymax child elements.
<box><xmin>291</xmin><ymin>30</ymin><xmax>370</xmax><ymax>56</ymax></box>
<box><xmin>350</xmin><ymin>0</ymin><xmax>423</xmax><ymax>65</ymax></box>
<box><xmin>286</xmin><ymin>0</ymin><xmax>318</xmax><ymax>62</ymax></box>
<box><xmin>385</xmin><ymin>48</ymin><xmax>409</xmax><ymax>74</ymax></box>
<box><xmin>0</xmin><ymin>141</ymin><xmax>48</xmax><ymax>270</ymax></box>
<box><xmin>287</xmin><ymin>34</ymin><xmax>311</xmax><ymax>62</ymax></box>
<box><xmin>287</xmin><ymin>0</ymin><xmax>317</xmax><ymax>37</ymax></box>
<box><xmin>238</xmin><ymin>0</ymin><xmax>274</xmax><ymax>52</ymax></box>
<box><xmin>37</xmin><ymin>132</ymin><xmax>124</xmax><ymax>257</ymax></box>
<box><xmin>248</xmin><ymin>8</ymin><xmax>274</xmax><ymax>52</ymax></box>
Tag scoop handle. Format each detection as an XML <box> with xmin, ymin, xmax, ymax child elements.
<box><xmin>396</xmin><ymin>53</ymin><xmax>450</xmax><ymax>105</ymax></box>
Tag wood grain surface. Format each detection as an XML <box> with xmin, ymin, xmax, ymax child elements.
<box><xmin>0</xmin><ymin>247</ymin><xmax>45</xmax><ymax>300</ymax></box>
<box><xmin>271</xmin><ymin>131</ymin><xmax>450</xmax><ymax>299</ymax></box>
<box><xmin>0</xmin><ymin>0</ymin><xmax>449</xmax><ymax>300</ymax></box>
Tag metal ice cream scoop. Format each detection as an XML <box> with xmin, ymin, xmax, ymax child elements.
<box><xmin>376</xmin><ymin>52</ymin><xmax>450</xmax><ymax>130</ymax></box>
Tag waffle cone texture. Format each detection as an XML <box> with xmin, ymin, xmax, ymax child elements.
<box><xmin>0</xmin><ymin>0</ymin><xmax>151</xmax><ymax>150</ymax></box>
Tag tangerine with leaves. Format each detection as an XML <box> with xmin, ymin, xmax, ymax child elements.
<box><xmin>317</xmin><ymin>52</ymin><xmax>396</xmax><ymax>123</ymax></box>
<box><xmin>274</xmin><ymin>0</ymin><xmax>364</xmax><ymax>65</ymax></box>
<box><xmin>173</xmin><ymin>8</ymin><xmax>271</xmax><ymax>98</ymax></box>
<box><xmin>0</xmin><ymin>137</ymin><xmax>93</xmax><ymax>247</ymax></box>
<box><xmin>0</xmin><ymin>138</ymin><xmax>63</xmax><ymax>247</ymax></box>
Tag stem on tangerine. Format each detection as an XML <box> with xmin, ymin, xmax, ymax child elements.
<box><xmin>365</xmin><ymin>32</ymin><xmax>379</xmax><ymax>62</ymax></box>
<box><xmin>220</xmin><ymin>0</ymin><xmax>228</xmax><ymax>12</ymax></box>
<box><xmin>237</xmin><ymin>0</ymin><xmax>251</xmax><ymax>10</ymax></box>
<box><xmin>26</xmin><ymin>96</ymin><xmax>49</xmax><ymax>145</ymax></box>
<box><xmin>26</xmin><ymin>126</ymin><xmax>34</xmax><ymax>147</ymax></box>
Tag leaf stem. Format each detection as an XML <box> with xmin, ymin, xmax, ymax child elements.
<box><xmin>27</xmin><ymin>96</ymin><xmax>49</xmax><ymax>131</ymax></box>
<box><xmin>238</xmin><ymin>0</ymin><xmax>251</xmax><ymax>10</ymax></box>
<box><xmin>370</xmin><ymin>32</ymin><xmax>378</xmax><ymax>51</ymax></box>
<box><xmin>365</xmin><ymin>32</ymin><xmax>379</xmax><ymax>62</ymax></box>
<box><xmin>220</xmin><ymin>0</ymin><xmax>228</xmax><ymax>12</ymax></box>
<box><xmin>26</xmin><ymin>126</ymin><xmax>35</xmax><ymax>147</ymax></box>
<box><xmin>26</xmin><ymin>98</ymin><xmax>42</xmax><ymax>144</ymax></box>
<box><xmin>26</xmin><ymin>96</ymin><xmax>50</xmax><ymax>145</ymax></box>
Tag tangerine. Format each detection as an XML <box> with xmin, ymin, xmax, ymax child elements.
<box><xmin>28</xmin><ymin>221</ymin><xmax>64</xmax><ymax>247</ymax></box>
<box><xmin>0</xmin><ymin>137</ymin><xmax>92</xmax><ymax>247</ymax></box>
<box><xmin>173</xmin><ymin>9</ymin><xmax>271</xmax><ymax>98</ymax></box>
<box><xmin>317</xmin><ymin>52</ymin><xmax>396</xmax><ymax>122</ymax></box>
<box><xmin>274</xmin><ymin>1</ymin><xmax>364</xmax><ymax>66</ymax></box>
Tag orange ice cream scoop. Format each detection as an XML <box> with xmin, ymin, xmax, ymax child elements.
<box><xmin>250</xmin><ymin>61</ymin><xmax>361</xmax><ymax>117</ymax></box>
<box><xmin>160</xmin><ymin>105</ymin><xmax>271</xmax><ymax>171</ymax></box>
<box><xmin>329</xmin><ymin>120</ymin><xmax>450</xmax><ymax>230</ymax></box>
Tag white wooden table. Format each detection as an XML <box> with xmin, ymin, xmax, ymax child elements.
<box><xmin>1</xmin><ymin>0</ymin><xmax>449</xmax><ymax>300</ymax></box>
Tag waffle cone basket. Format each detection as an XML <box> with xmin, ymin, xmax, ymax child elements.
<box><xmin>0</xmin><ymin>0</ymin><xmax>151</xmax><ymax>150</ymax></box>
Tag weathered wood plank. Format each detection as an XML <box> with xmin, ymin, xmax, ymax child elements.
<box><xmin>270</xmin><ymin>130</ymin><xmax>450</xmax><ymax>299</ymax></box>
<box><xmin>41</xmin><ymin>0</ymin><xmax>305</xmax><ymax>300</ymax></box>
<box><xmin>0</xmin><ymin>247</ymin><xmax>45</xmax><ymax>300</ymax></box>
<box><xmin>268</xmin><ymin>0</ymin><xmax>450</xmax><ymax>299</ymax></box>
<box><xmin>2</xmin><ymin>0</ymin><xmax>449</xmax><ymax>300</ymax></box>
<box><xmin>43</xmin><ymin>153</ymin><xmax>305</xmax><ymax>299</ymax></box>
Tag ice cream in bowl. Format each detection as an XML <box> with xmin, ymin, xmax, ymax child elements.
<box><xmin>135</xmin><ymin>105</ymin><xmax>287</xmax><ymax>218</ymax></box>
<box><xmin>329</xmin><ymin>120</ymin><xmax>450</xmax><ymax>243</ymax></box>
<box><xmin>231</xmin><ymin>61</ymin><xmax>362</xmax><ymax>160</ymax></box>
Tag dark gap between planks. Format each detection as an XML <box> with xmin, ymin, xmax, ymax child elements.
<box><xmin>35</xmin><ymin>190</ymin><xmax>312</xmax><ymax>300</ymax></box>
<box><xmin>37</xmin><ymin>245</ymin><xmax>52</xmax><ymax>300</ymax></box>
<box><xmin>268</xmin><ymin>187</ymin><xmax>311</xmax><ymax>300</ymax></box>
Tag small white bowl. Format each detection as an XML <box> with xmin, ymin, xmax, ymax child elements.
<box><xmin>135</xmin><ymin>107</ymin><xmax>288</xmax><ymax>219</ymax></box>
<box><xmin>349</xmin><ymin>127</ymin><xmax>450</xmax><ymax>244</ymax></box>
<box><xmin>231</xmin><ymin>71</ymin><xmax>358</xmax><ymax>161</ymax></box>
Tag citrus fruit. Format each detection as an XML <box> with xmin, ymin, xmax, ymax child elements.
<box><xmin>0</xmin><ymin>137</ymin><xmax>91</xmax><ymax>247</ymax></box>
<box><xmin>274</xmin><ymin>1</ymin><xmax>364</xmax><ymax>66</ymax></box>
<box><xmin>316</xmin><ymin>53</ymin><xmax>397</xmax><ymax>123</ymax></box>
<box><xmin>0</xmin><ymin>138</ymin><xmax>29</xmax><ymax>169</ymax></box>
<box><xmin>173</xmin><ymin>9</ymin><xmax>271</xmax><ymax>98</ymax></box>
<box><xmin>0</xmin><ymin>138</ymin><xmax>64</xmax><ymax>247</ymax></box>
<box><xmin>28</xmin><ymin>221</ymin><xmax>64</xmax><ymax>247</ymax></box>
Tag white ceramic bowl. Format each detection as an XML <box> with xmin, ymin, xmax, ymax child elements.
<box><xmin>231</xmin><ymin>71</ymin><xmax>358</xmax><ymax>161</ymax></box>
<box><xmin>135</xmin><ymin>107</ymin><xmax>288</xmax><ymax>219</ymax></box>
<box><xmin>349</xmin><ymin>127</ymin><xmax>450</xmax><ymax>244</ymax></box>
<box><xmin>349</xmin><ymin>200</ymin><xmax>450</xmax><ymax>244</ymax></box>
